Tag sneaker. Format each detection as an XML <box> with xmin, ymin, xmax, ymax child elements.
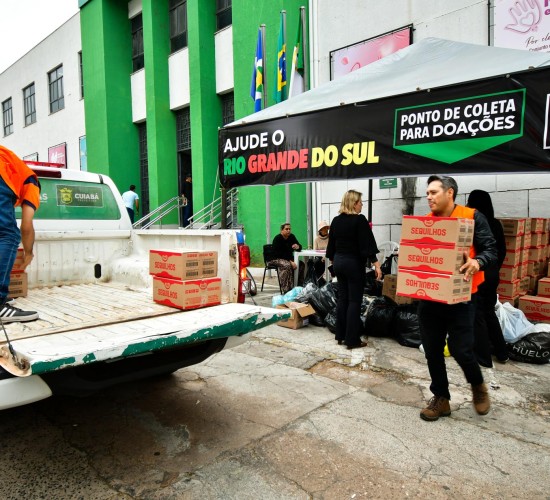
<box><xmin>420</xmin><ymin>396</ymin><xmax>451</xmax><ymax>421</ymax></box>
<box><xmin>0</xmin><ymin>303</ymin><xmax>39</xmax><ymax>323</ymax></box>
<box><xmin>472</xmin><ymin>383</ymin><xmax>491</xmax><ymax>415</ymax></box>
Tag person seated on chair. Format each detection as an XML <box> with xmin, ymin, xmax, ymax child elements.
<box><xmin>313</xmin><ymin>220</ymin><xmax>330</xmax><ymax>282</ymax></box>
<box><xmin>269</xmin><ymin>222</ymin><xmax>303</xmax><ymax>294</ymax></box>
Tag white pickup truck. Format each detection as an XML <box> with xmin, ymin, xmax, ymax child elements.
<box><xmin>0</xmin><ymin>167</ymin><xmax>288</xmax><ymax>410</ymax></box>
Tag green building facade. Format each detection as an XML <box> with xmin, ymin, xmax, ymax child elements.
<box><xmin>78</xmin><ymin>0</ymin><xmax>308</xmax><ymax>265</ymax></box>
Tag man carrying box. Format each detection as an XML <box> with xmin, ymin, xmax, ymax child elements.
<box><xmin>0</xmin><ymin>146</ymin><xmax>40</xmax><ymax>322</ymax></box>
<box><xmin>418</xmin><ymin>175</ymin><xmax>497</xmax><ymax>421</ymax></box>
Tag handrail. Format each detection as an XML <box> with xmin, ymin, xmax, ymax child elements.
<box><xmin>133</xmin><ymin>196</ymin><xmax>185</xmax><ymax>229</ymax></box>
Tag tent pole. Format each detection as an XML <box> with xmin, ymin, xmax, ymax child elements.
<box><xmin>368</xmin><ymin>179</ymin><xmax>373</xmax><ymax>222</ymax></box>
<box><xmin>266</xmin><ymin>186</ymin><xmax>271</xmax><ymax>244</ymax></box>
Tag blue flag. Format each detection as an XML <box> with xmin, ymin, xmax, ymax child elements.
<box><xmin>250</xmin><ymin>28</ymin><xmax>264</xmax><ymax>112</ymax></box>
<box><xmin>275</xmin><ymin>14</ymin><xmax>287</xmax><ymax>103</ymax></box>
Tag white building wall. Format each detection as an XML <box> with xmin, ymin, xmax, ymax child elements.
<box><xmin>310</xmin><ymin>0</ymin><xmax>550</xmax><ymax>245</ymax></box>
<box><xmin>0</xmin><ymin>14</ymin><xmax>84</xmax><ymax>169</ymax></box>
<box><xmin>168</xmin><ymin>49</ymin><xmax>190</xmax><ymax>110</ymax></box>
<box><xmin>215</xmin><ymin>26</ymin><xmax>234</xmax><ymax>94</ymax></box>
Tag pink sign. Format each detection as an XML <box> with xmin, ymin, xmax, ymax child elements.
<box><xmin>48</xmin><ymin>143</ymin><xmax>67</xmax><ymax>167</ymax></box>
<box><xmin>331</xmin><ymin>27</ymin><xmax>411</xmax><ymax>80</ymax></box>
<box><xmin>494</xmin><ymin>0</ymin><xmax>550</xmax><ymax>52</ymax></box>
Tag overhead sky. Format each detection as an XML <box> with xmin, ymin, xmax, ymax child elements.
<box><xmin>0</xmin><ymin>0</ymin><xmax>80</xmax><ymax>74</ymax></box>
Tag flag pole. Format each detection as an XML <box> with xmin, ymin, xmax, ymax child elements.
<box><xmin>300</xmin><ymin>6</ymin><xmax>308</xmax><ymax>91</ymax></box>
<box><xmin>281</xmin><ymin>11</ymin><xmax>291</xmax><ymax>224</ymax></box>
<box><xmin>260</xmin><ymin>24</ymin><xmax>267</xmax><ymax>109</ymax></box>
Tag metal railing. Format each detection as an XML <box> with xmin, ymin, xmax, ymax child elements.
<box><xmin>186</xmin><ymin>188</ymin><xmax>239</xmax><ymax>230</ymax></box>
<box><xmin>133</xmin><ymin>196</ymin><xmax>185</xmax><ymax>229</ymax></box>
<box><xmin>133</xmin><ymin>188</ymin><xmax>239</xmax><ymax>230</ymax></box>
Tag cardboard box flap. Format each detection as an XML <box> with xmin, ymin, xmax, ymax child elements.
<box><xmin>284</xmin><ymin>302</ymin><xmax>316</xmax><ymax>317</ymax></box>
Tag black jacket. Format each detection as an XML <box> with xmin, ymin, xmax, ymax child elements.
<box><xmin>272</xmin><ymin>233</ymin><xmax>302</xmax><ymax>261</ymax></box>
<box><xmin>326</xmin><ymin>213</ymin><xmax>379</xmax><ymax>265</ymax></box>
<box><xmin>472</xmin><ymin>210</ymin><xmax>498</xmax><ymax>272</ymax></box>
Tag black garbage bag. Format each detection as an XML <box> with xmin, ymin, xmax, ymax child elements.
<box><xmin>303</xmin><ymin>260</ymin><xmax>319</xmax><ymax>287</ymax></box>
<box><xmin>380</xmin><ymin>254</ymin><xmax>398</xmax><ymax>277</ymax></box>
<box><xmin>308</xmin><ymin>312</ymin><xmax>326</xmax><ymax>327</ymax></box>
<box><xmin>364</xmin><ymin>296</ymin><xmax>398</xmax><ymax>337</ymax></box>
<box><xmin>506</xmin><ymin>330</ymin><xmax>550</xmax><ymax>364</ymax></box>
<box><xmin>294</xmin><ymin>282</ymin><xmax>319</xmax><ymax>303</ymax></box>
<box><xmin>393</xmin><ymin>303</ymin><xmax>422</xmax><ymax>348</ymax></box>
<box><xmin>364</xmin><ymin>270</ymin><xmax>382</xmax><ymax>297</ymax></box>
<box><xmin>360</xmin><ymin>295</ymin><xmax>375</xmax><ymax>331</ymax></box>
<box><xmin>324</xmin><ymin>307</ymin><xmax>337</xmax><ymax>334</ymax></box>
<box><xmin>308</xmin><ymin>282</ymin><xmax>338</xmax><ymax>318</ymax></box>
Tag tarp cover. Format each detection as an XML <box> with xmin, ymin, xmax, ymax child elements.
<box><xmin>219</xmin><ymin>38</ymin><xmax>550</xmax><ymax>188</ymax></box>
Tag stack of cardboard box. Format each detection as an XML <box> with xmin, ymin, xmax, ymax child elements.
<box><xmin>150</xmin><ymin>249</ymin><xmax>221</xmax><ymax>310</ymax></box>
<box><xmin>396</xmin><ymin>216</ymin><xmax>474</xmax><ymax>304</ymax></box>
<box><xmin>503</xmin><ymin>217</ymin><xmax>550</xmax><ymax>324</ymax></box>
<box><xmin>8</xmin><ymin>248</ymin><xmax>28</xmax><ymax>298</ymax></box>
<box><xmin>498</xmin><ymin>217</ymin><xmax>550</xmax><ymax>313</ymax></box>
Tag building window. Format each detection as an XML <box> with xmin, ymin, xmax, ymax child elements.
<box><xmin>48</xmin><ymin>65</ymin><xmax>65</xmax><ymax>113</ymax></box>
<box><xmin>78</xmin><ymin>51</ymin><xmax>84</xmax><ymax>98</ymax></box>
<box><xmin>137</xmin><ymin>122</ymin><xmax>149</xmax><ymax>215</ymax></box>
<box><xmin>170</xmin><ymin>0</ymin><xmax>187</xmax><ymax>53</ymax></box>
<box><xmin>132</xmin><ymin>14</ymin><xmax>144</xmax><ymax>72</ymax></box>
<box><xmin>23</xmin><ymin>84</ymin><xmax>36</xmax><ymax>126</ymax></box>
<box><xmin>2</xmin><ymin>98</ymin><xmax>13</xmax><ymax>136</ymax></box>
<box><xmin>216</xmin><ymin>0</ymin><xmax>232</xmax><ymax>31</ymax></box>
<box><xmin>221</xmin><ymin>92</ymin><xmax>234</xmax><ymax>126</ymax></box>
<box><xmin>176</xmin><ymin>108</ymin><xmax>191</xmax><ymax>151</ymax></box>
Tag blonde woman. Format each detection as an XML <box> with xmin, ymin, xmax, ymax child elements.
<box><xmin>326</xmin><ymin>190</ymin><xmax>381</xmax><ymax>349</ymax></box>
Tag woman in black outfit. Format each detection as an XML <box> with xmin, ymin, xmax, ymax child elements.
<box><xmin>467</xmin><ymin>190</ymin><xmax>509</xmax><ymax>364</ymax></box>
<box><xmin>326</xmin><ymin>190</ymin><xmax>382</xmax><ymax>349</ymax></box>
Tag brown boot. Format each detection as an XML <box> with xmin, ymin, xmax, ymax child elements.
<box><xmin>420</xmin><ymin>396</ymin><xmax>451</xmax><ymax>421</ymax></box>
<box><xmin>472</xmin><ymin>383</ymin><xmax>491</xmax><ymax>415</ymax></box>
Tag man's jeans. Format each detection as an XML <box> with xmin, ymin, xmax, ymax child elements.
<box><xmin>0</xmin><ymin>176</ymin><xmax>20</xmax><ymax>304</ymax></box>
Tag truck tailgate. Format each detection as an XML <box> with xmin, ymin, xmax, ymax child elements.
<box><xmin>1</xmin><ymin>284</ymin><xmax>290</xmax><ymax>376</ymax></box>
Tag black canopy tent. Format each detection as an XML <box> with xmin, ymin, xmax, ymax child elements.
<box><xmin>219</xmin><ymin>38</ymin><xmax>550</xmax><ymax>189</ymax></box>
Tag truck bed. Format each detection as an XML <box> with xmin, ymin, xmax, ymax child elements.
<box><xmin>1</xmin><ymin>283</ymin><xmax>288</xmax><ymax>377</ymax></box>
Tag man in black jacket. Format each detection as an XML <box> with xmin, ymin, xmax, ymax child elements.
<box><xmin>418</xmin><ymin>175</ymin><xmax>497</xmax><ymax>422</ymax></box>
<box><xmin>268</xmin><ymin>223</ymin><xmax>302</xmax><ymax>293</ymax></box>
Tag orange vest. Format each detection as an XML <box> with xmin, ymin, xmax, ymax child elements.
<box><xmin>0</xmin><ymin>146</ymin><xmax>40</xmax><ymax>210</ymax></box>
<box><xmin>427</xmin><ymin>204</ymin><xmax>484</xmax><ymax>294</ymax></box>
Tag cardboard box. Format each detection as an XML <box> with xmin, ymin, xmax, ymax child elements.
<box><xmin>528</xmin><ymin>260</ymin><xmax>543</xmax><ymax>276</ymax></box>
<box><xmin>8</xmin><ymin>272</ymin><xmax>28</xmax><ymax>298</ymax></box>
<box><xmin>10</xmin><ymin>248</ymin><xmax>25</xmax><ymax>273</ymax></box>
<box><xmin>502</xmin><ymin>249</ymin><xmax>522</xmax><ymax>267</ymax></box>
<box><xmin>527</xmin><ymin>233</ymin><xmax>546</xmax><ymax>248</ymax></box>
<box><xmin>382</xmin><ymin>274</ymin><xmax>413</xmax><ymax>305</ymax></box>
<box><xmin>396</xmin><ymin>268</ymin><xmax>472</xmax><ymax>304</ymax></box>
<box><xmin>504</xmin><ymin>236</ymin><xmax>522</xmax><ymax>252</ymax></box>
<box><xmin>519</xmin><ymin>295</ymin><xmax>550</xmax><ymax>323</ymax></box>
<box><xmin>518</xmin><ymin>276</ymin><xmax>530</xmax><ymax>295</ymax></box>
<box><xmin>520</xmin><ymin>247</ymin><xmax>529</xmax><ymax>264</ymax></box>
<box><xmin>498</xmin><ymin>218</ymin><xmax>526</xmax><ymax>237</ymax></box>
<box><xmin>276</xmin><ymin>302</ymin><xmax>316</xmax><ymax>329</ymax></box>
<box><xmin>149</xmin><ymin>249</ymin><xmax>218</xmax><ymax>280</ymax></box>
<box><xmin>152</xmin><ymin>276</ymin><xmax>222</xmax><ymax>310</ymax></box>
<box><xmin>397</xmin><ymin>242</ymin><xmax>468</xmax><ymax>275</ymax></box>
<box><xmin>527</xmin><ymin>246</ymin><xmax>544</xmax><ymax>262</ymax></box>
<box><xmin>538</xmin><ymin>277</ymin><xmax>550</xmax><ymax>298</ymax></box>
<box><xmin>499</xmin><ymin>265</ymin><xmax>517</xmax><ymax>282</ymax></box>
<box><xmin>518</xmin><ymin>262</ymin><xmax>528</xmax><ymax>279</ymax></box>
<box><xmin>499</xmin><ymin>295</ymin><xmax>520</xmax><ymax>308</ymax></box>
<box><xmin>400</xmin><ymin>216</ymin><xmax>474</xmax><ymax>247</ymax></box>
<box><xmin>530</xmin><ymin>217</ymin><xmax>545</xmax><ymax>233</ymax></box>
<box><xmin>497</xmin><ymin>279</ymin><xmax>520</xmax><ymax>298</ymax></box>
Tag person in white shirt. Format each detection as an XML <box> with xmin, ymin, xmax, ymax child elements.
<box><xmin>122</xmin><ymin>185</ymin><xmax>139</xmax><ymax>223</ymax></box>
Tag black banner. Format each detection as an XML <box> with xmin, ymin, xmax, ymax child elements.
<box><xmin>219</xmin><ymin>68</ymin><xmax>550</xmax><ymax>188</ymax></box>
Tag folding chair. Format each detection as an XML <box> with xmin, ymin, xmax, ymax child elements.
<box><xmin>261</xmin><ymin>244</ymin><xmax>283</xmax><ymax>294</ymax></box>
